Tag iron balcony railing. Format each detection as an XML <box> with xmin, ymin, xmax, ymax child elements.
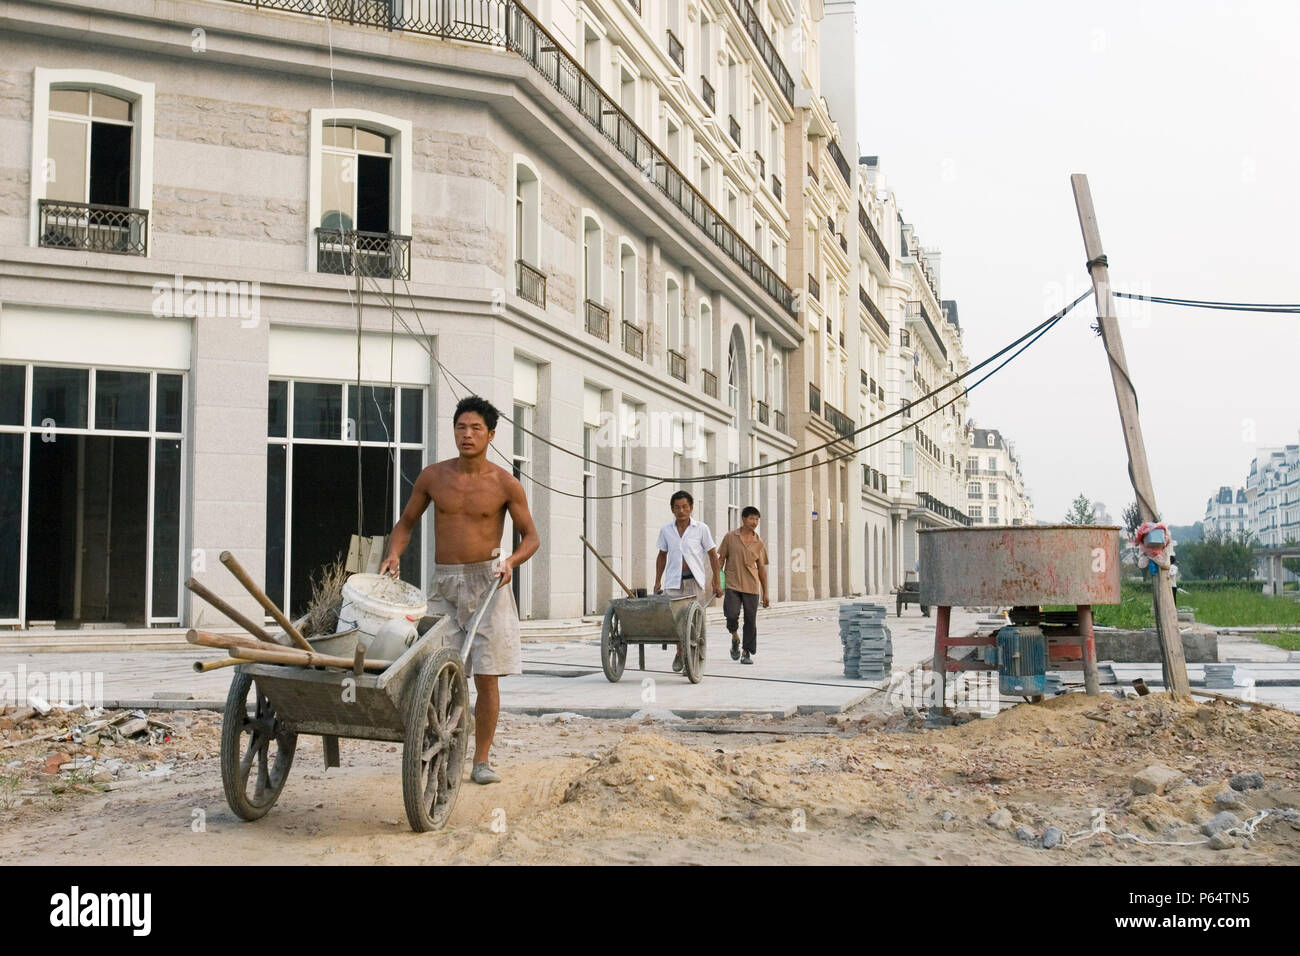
<box><xmin>858</xmin><ymin>202</ymin><xmax>890</xmax><ymax>270</ymax></box>
<box><xmin>838</xmin><ymin>331</ymin><xmax>845</xmax><ymax>349</ymax></box>
<box><xmin>666</xmin><ymin>29</ymin><xmax>684</xmax><ymax>71</ymax></box>
<box><xmin>772</xmin><ymin>174</ymin><xmax>782</xmax><ymax>201</ymax></box>
<box><xmin>827</xmin><ymin>215</ymin><xmax>836</xmax><ymax>233</ymax></box>
<box><xmin>807</xmin><ymin>274</ymin><xmax>820</xmax><ymax>301</ymax></box>
<box><xmin>827</xmin><ymin>139</ymin><xmax>851</xmax><ymax>185</ymax></box>
<box><xmin>516</xmin><ymin>259</ymin><xmax>546</xmax><ymax>307</ymax></box>
<box><xmin>809</xmin><ymin>382</ymin><xmax>821</xmax><ymax>415</ymax></box>
<box><xmin>773</xmin><ymin>409</ymin><xmax>786</xmax><ymax>433</ymax></box>
<box><xmin>807</xmin><ymin>162</ymin><xmax>818</xmax><ymax>184</ymax></box>
<box><xmin>917</xmin><ymin>491</ymin><xmax>972</xmax><ymax>526</ymax></box>
<box><xmin>753</xmin><ymin>150</ymin><xmax>765</xmax><ymax>181</ymax></box>
<box><xmin>702</xmin><ymin>369</ymin><xmax>718</xmax><ymax>398</ymax></box>
<box><xmin>622</xmin><ymin>321</ymin><xmax>644</xmax><ymax>360</ymax></box>
<box><xmin>728</xmin><ymin>114</ymin><xmax>742</xmax><ymax>146</ymax></box>
<box><xmin>585</xmin><ymin>299</ymin><xmax>610</xmax><ymax>341</ymax></box>
<box><xmin>899</xmin><ymin>329</ymin><xmax>911</xmax><ymax>348</ymax></box>
<box><xmin>668</xmin><ymin>348</ymin><xmax>686</xmax><ymax>381</ymax></box>
<box><xmin>839</xmin><ymin>233</ymin><xmax>848</xmax><ymax>254</ymax></box>
<box><xmin>317</xmin><ymin>227</ymin><xmax>412</xmax><ymax>279</ymax></box>
<box><xmin>906</xmin><ymin>300</ymin><xmax>947</xmax><ymax>360</ymax></box>
<box><xmin>823</xmin><ymin>401</ymin><xmax>855</xmax><ymax>441</ymax></box>
<box><xmin>860</xmin><ymin>369</ymin><xmax>870</xmax><ymax>388</ymax></box>
<box><xmin>221</xmin><ymin>0</ymin><xmax>795</xmax><ymax>318</ymax></box>
<box><xmin>722</xmin><ymin>0</ymin><xmax>795</xmax><ymax>105</ymax></box>
<box><xmin>756</xmin><ymin>400</ymin><xmax>769</xmax><ymax>425</ymax></box>
<box><xmin>625</xmin><ymin>0</ymin><xmax>641</xmax><ymax>14</ymax></box>
<box><xmin>38</xmin><ymin>199</ymin><xmax>149</xmax><ymax>256</ymax></box>
<box><xmin>859</xmin><ymin>285</ymin><xmax>889</xmax><ymax>335</ymax></box>
<box><xmin>701</xmin><ymin>75</ymin><xmax>715</xmax><ymax>113</ymax></box>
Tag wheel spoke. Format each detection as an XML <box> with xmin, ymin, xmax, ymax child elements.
<box><xmin>442</xmin><ymin>703</ymin><xmax>464</xmax><ymax>734</ymax></box>
<box><xmin>422</xmin><ymin>738</ymin><xmax>445</xmax><ymax>763</ymax></box>
<box><xmin>253</xmin><ymin>741</ymin><xmax>271</xmax><ymax>802</ymax></box>
<box><xmin>240</xmin><ymin>730</ymin><xmax>263</xmax><ymax>776</ymax></box>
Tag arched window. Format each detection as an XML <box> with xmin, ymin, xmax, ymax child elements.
<box><xmin>514</xmin><ymin>160</ymin><xmax>540</xmax><ymax>266</ymax></box>
<box><xmin>666</xmin><ymin>275</ymin><xmax>682</xmax><ymax>353</ymax></box>
<box><xmin>771</xmin><ymin>353</ymin><xmax>783</xmax><ymax>411</ymax></box>
<box><xmin>582</xmin><ymin>214</ymin><xmax>602</xmax><ymax>304</ymax></box>
<box><xmin>727</xmin><ymin>337</ymin><xmax>740</xmax><ymax>425</ymax></box>
<box><xmin>699</xmin><ymin>299</ymin><xmax>713</xmax><ymax>372</ymax></box>
<box><xmin>619</xmin><ymin>241</ymin><xmax>637</xmax><ymax>325</ymax></box>
<box><xmin>753</xmin><ymin>341</ymin><xmax>766</xmax><ymax>404</ymax></box>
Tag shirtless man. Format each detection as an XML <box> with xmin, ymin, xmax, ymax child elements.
<box><xmin>380</xmin><ymin>395</ymin><xmax>540</xmax><ymax>785</ymax></box>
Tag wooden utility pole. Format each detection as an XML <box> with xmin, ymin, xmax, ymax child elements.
<box><xmin>1071</xmin><ymin>174</ymin><xmax>1190</xmax><ymax>699</ymax></box>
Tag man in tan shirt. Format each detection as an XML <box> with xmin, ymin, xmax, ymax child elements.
<box><xmin>716</xmin><ymin>506</ymin><xmax>770</xmax><ymax>664</ymax></box>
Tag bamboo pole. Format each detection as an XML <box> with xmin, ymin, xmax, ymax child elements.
<box><xmin>184</xmin><ymin>577</ymin><xmax>285</xmax><ymax>645</ymax></box>
<box><xmin>186</xmin><ymin>629</ymin><xmax>392</xmax><ymax>672</ymax></box>
<box><xmin>1070</xmin><ymin>174</ymin><xmax>1190</xmax><ymax>700</ymax></box>
<box><xmin>194</xmin><ymin>658</ymin><xmax>240</xmax><ymax>673</ymax></box>
<box><xmin>218</xmin><ymin>551</ymin><xmax>313</xmax><ymax>652</ymax></box>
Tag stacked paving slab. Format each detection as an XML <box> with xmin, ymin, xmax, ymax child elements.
<box><xmin>839</xmin><ymin>603</ymin><xmax>893</xmax><ymax>680</ymax></box>
<box><xmin>1203</xmin><ymin>664</ymin><xmax>1236</xmax><ymax>689</ymax></box>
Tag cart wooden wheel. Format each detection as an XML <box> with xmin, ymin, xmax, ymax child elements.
<box><xmin>402</xmin><ymin>646</ymin><xmax>470</xmax><ymax>832</ymax></box>
<box><xmin>681</xmin><ymin>602</ymin><xmax>706</xmax><ymax>684</ymax></box>
<box><xmin>221</xmin><ymin>669</ymin><xmax>297</xmax><ymax>821</ymax></box>
<box><xmin>600</xmin><ymin>605</ymin><xmax>627</xmax><ymax>683</ymax></box>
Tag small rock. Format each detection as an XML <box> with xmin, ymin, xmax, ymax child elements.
<box><xmin>1200</xmin><ymin>811</ymin><xmax>1241</xmax><ymax>836</ymax></box>
<box><xmin>1229</xmin><ymin>770</ymin><xmax>1264</xmax><ymax>792</ymax></box>
<box><xmin>1213</xmin><ymin>791</ymin><xmax>1246</xmax><ymax>811</ymax></box>
<box><xmin>986</xmin><ymin>808</ymin><xmax>1014</xmax><ymax>830</ymax></box>
<box><xmin>42</xmin><ymin>753</ymin><xmax>72</xmax><ymax>774</ymax></box>
<box><xmin>1015</xmin><ymin>825</ymin><xmax>1036</xmax><ymax>844</ymax></box>
<box><xmin>1041</xmin><ymin>826</ymin><xmax>1064</xmax><ymax>849</ymax></box>
<box><xmin>940</xmin><ymin>811</ymin><xmax>954</xmax><ymax>822</ymax></box>
<box><xmin>117</xmin><ymin>718</ymin><xmax>148</xmax><ymax>738</ymax></box>
<box><xmin>1207</xmin><ymin>831</ymin><xmax>1236</xmax><ymax>851</ymax></box>
<box><xmin>91</xmin><ymin>769</ymin><xmax>112</xmax><ymax>783</ymax></box>
<box><xmin>1130</xmin><ymin>764</ymin><xmax>1186</xmax><ymax>796</ymax></box>
<box><xmin>1195</xmin><ymin>708</ymin><xmax>1215</xmax><ymax>723</ymax></box>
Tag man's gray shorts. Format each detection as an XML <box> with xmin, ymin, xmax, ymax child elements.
<box><xmin>426</xmin><ymin>560</ymin><xmax>522</xmax><ymax>677</ymax></box>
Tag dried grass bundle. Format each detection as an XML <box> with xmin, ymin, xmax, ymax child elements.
<box><xmin>303</xmin><ymin>559</ymin><xmax>349</xmax><ymax>637</ymax></box>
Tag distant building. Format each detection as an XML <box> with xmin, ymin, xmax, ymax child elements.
<box><xmin>1202</xmin><ymin>486</ymin><xmax>1249</xmax><ymax>539</ymax></box>
<box><xmin>1247</xmin><ymin>440</ymin><xmax>1300</xmax><ymax>547</ymax></box>
<box><xmin>964</xmin><ymin>425</ymin><xmax>1035</xmax><ymax>527</ymax></box>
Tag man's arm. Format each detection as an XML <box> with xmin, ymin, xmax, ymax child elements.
<box><xmin>653</xmin><ymin>550</ymin><xmax>667</xmax><ymax>593</ymax></box>
<box><xmin>379</xmin><ymin>468</ymin><xmax>432</xmax><ymax>576</ymax></box>
<box><xmin>499</xmin><ymin>474</ymin><xmax>540</xmax><ymax>589</ymax></box>
<box><xmin>708</xmin><ymin>547</ymin><xmax>722</xmax><ymax>598</ymax></box>
<box><xmin>758</xmin><ymin>561</ymin><xmax>770</xmax><ymax>608</ymax></box>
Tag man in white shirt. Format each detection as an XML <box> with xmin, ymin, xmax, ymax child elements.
<box><xmin>653</xmin><ymin>490</ymin><xmax>723</xmax><ymax>673</ymax></box>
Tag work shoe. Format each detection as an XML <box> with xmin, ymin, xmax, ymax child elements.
<box><xmin>741</xmin><ymin>651</ymin><xmax>753</xmax><ymax>665</ymax></box>
<box><xmin>470</xmin><ymin>762</ymin><xmax>502</xmax><ymax>785</ymax></box>
<box><xmin>672</xmin><ymin>652</ymin><xmax>685</xmax><ymax>673</ymax></box>
<box><xmin>730</xmin><ymin>635</ymin><xmax>741</xmax><ymax>661</ymax></box>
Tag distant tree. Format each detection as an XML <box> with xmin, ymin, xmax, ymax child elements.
<box><xmin>1284</xmin><ymin>538</ymin><xmax>1300</xmax><ymax>577</ymax></box>
<box><xmin>1179</xmin><ymin>532</ymin><xmax>1259</xmax><ymax>581</ymax></box>
<box><xmin>1122</xmin><ymin>501</ymin><xmax>1142</xmax><ymax>538</ymax></box>
<box><xmin>1063</xmin><ymin>493</ymin><xmax>1098</xmax><ymax>525</ymax></box>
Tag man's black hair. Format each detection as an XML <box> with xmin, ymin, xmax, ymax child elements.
<box><xmin>670</xmin><ymin>490</ymin><xmax>694</xmax><ymax>507</ymax></box>
<box><xmin>741</xmin><ymin>506</ymin><xmax>761</xmax><ymax>519</ymax></box>
<box><xmin>454</xmin><ymin>395</ymin><xmax>500</xmax><ymax>431</ymax></box>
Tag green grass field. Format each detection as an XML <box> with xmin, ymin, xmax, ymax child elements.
<box><xmin>1081</xmin><ymin>581</ymin><xmax>1300</xmax><ymax>630</ymax></box>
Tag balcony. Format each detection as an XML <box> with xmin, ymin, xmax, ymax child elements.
<box><xmin>916</xmin><ymin>491</ymin><xmax>971</xmax><ymax>527</ymax></box>
<box><xmin>701</xmin><ymin>75</ymin><xmax>715</xmax><ymax>113</ymax></box>
<box><xmin>807</xmin><ymin>162</ymin><xmax>818</xmax><ymax>184</ymax></box>
<box><xmin>756</xmin><ymin>400</ymin><xmax>769</xmax><ymax>425</ymax></box>
<box><xmin>772</xmin><ymin>174</ymin><xmax>782</xmax><ymax>201</ymax></box>
<box><xmin>668</xmin><ymin>348</ymin><xmax>686</xmax><ymax>382</ymax></box>
<box><xmin>722</xmin><ymin>0</ymin><xmax>795</xmax><ymax>105</ymax></box>
<box><xmin>823</xmin><ymin>401</ymin><xmax>855</xmax><ymax>441</ymax></box>
<box><xmin>753</xmin><ymin>150</ymin><xmax>765</xmax><ymax>181</ymax></box>
<box><xmin>773</xmin><ymin>409</ymin><xmax>786</xmax><ymax>434</ymax></box>
<box><xmin>702</xmin><ymin>369</ymin><xmax>718</xmax><ymax>398</ymax></box>
<box><xmin>622</xmin><ymin>321</ymin><xmax>645</xmax><ymax>360</ymax></box>
<box><xmin>905</xmin><ymin>300</ymin><xmax>947</xmax><ymax>361</ymax></box>
<box><xmin>870</xmin><ymin>377</ymin><xmax>878</xmax><ymax>397</ymax></box>
<box><xmin>38</xmin><ymin>199</ymin><xmax>148</xmax><ymax>256</ymax></box>
<box><xmin>859</xmin><ymin>285</ymin><xmax>889</xmax><ymax>335</ymax></box>
<box><xmin>839</xmin><ymin>233</ymin><xmax>848</xmax><ymax>254</ymax></box>
<box><xmin>666</xmin><ymin>29</ymin><xmax>684</xmax><ymax>71</ymax></box>
<box><xmin>827</xmin><ymin>139</ymin><xmax>851</xmax><ymax>185</ymax></box>
<box><xmin>516</xmin><ymin>259</ymin><xmax>546</xmax><ymax>307</ymax></box>
<box><xmin>625</xmin><ymin>0</ymin><xmax>641</xmax><ymax>13</ymax></box>
<box><xmin>838</xmin><ymin>331</ymin><xmax>845</xmax><ymax>349</ymax></box>
<box><xmin>899</xmin><ymin>329</ymin><xmax>911</xmax><ymax>348</ymax></box>
<box><xmin>807</xmin><ymin>274</ymin><xmax>820</xmax><ymax>301</ymax></box>
<box><xmin>858</xmin><ymin>202</ymin><xmax>891</xmax><ymax>270</ymax></box>
<box><xmin>317</xmin><ymin>228</ymin><xmax>411</xmax><ymax>279</ymax></box>
<box><xmin>809</xmin><ymin>382</ymin><xmax>821</xmax><ymax>416</ymax></box>
<box><xmin>860</xmin><ymin>369</ymin><xmax>870</xmax><ymax>389</ymax></box>
<box><xmin>584</xmin><ymin>299</ymin><xmax>610</xmax><ymax>341</ymax></box>
<box><xmin>728</xmin><ymin>114</ymin><xmax>742</xmax><ymax>146</ymax></box>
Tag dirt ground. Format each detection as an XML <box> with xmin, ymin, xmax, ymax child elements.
<box><xmin>2</xmin><ymin>691</ymin><xmax>1299</xmax><ymax>865</ymax></box>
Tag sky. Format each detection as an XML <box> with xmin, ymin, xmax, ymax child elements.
<box><xmin>853</xmin><ymin>0</ymin><xmax>1300</xmax><ymax>525</ymax></box>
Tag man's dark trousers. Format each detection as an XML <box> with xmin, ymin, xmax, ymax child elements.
<box><xmin>723</xmin><ymin>588</ymin><xmax>759</xmax><ymax>654</ymax></box>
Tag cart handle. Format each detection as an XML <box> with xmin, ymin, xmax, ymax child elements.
<box><xmin>460</xmin><ymin>576</ymin><xmax>503</xmax><ymax>666</ymax></box>
<box><xmin>579</xmin><ymin>535</ymin><xmax>636</xmax><ymax>598</ymax></box>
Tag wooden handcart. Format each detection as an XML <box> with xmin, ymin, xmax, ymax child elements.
<box><xmin>187</xmin><ymin>553</ymin><xmax>498</xmax><ymax>832</ymax></box>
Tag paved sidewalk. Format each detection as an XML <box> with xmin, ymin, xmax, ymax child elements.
<box><xmin>0</xmin><ymin>599</ymin><xmax>977</xmax><ymax>718</ymax></box>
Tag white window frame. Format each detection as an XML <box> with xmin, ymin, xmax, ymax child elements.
<box><xmin>618</xmin><ymin>239</ymin><xmax>639</xmax><ymax>327</ymax></box>
<box><xmin>307</xmin><ymin>108</ymin><xmax>413</xmax><ymax>273</ymax></box>
<box><xmin>30</xmin><ymin>68</ymin><xmax>156</xmax><ymax>250</ymax></box>
<box><xmin>581</xmin><ymin>209</ymin><xmax>604</xmax><ymax>305</ymax></box>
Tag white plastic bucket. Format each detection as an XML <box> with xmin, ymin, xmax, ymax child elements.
<box><xmin>338</xmin><ymin>573</ymin><xmax>426</xmax><ymax>639</ymax></box>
